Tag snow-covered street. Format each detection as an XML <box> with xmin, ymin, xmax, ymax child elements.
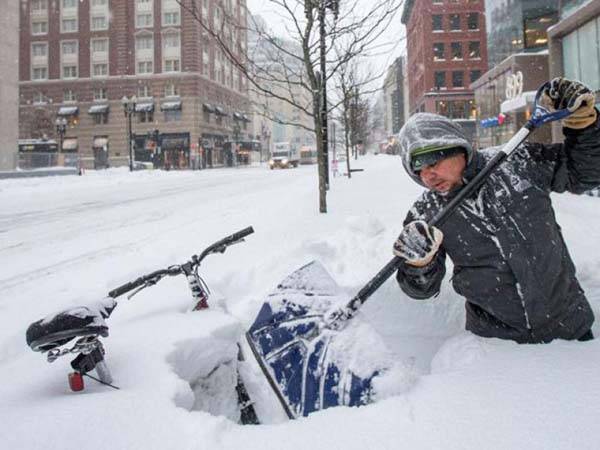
<box><xmin>1</xmin><ymin>156</ymin><xmax>600</xmax><ymax>449</ymax></box>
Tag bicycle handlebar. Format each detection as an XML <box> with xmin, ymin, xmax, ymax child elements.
<box><xmin>107</xmin><ymin>226</ymin><xmax>255</xmax><ymax>299</ymax></box>
<box><xmin>108</xmin><ymin>269</ymin><xmax>172</xmax><ymax>299</ymax></box>
<box><xmin>197</xmin><ymin>226</ymin><xmax>255</xmax><ymax>263</ymax></box>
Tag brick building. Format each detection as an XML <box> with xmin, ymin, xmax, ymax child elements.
<box><xmin>401</xmin><ymin>0</ymin><xmax>488</xmax><ymax>140</ymax></box>
<box><xmin>19</xmin><ymin>0</ymin><xmax>252</xmax><ymax>170</ymax></box>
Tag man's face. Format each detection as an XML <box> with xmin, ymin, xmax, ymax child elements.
<box><xmin>418</xmin><ymin>153</ymin><xmax>467</xmax><ymax>194</ymax></box>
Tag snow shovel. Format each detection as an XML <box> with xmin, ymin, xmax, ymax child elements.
<box><xmin>246</xmin><ymin>82</ymin><xmax>573</xmax><ymax>419</ymax></box>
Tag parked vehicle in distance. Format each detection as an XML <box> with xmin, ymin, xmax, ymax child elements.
<box><xmin>269</xmin><ymin>142</ymin><xmax>299</xmax><ymax>169</ymax></box>
<box><xmin>299</xmin><ymin>147</ymin><xmax>318</xmax><ymax>165</ymax></box>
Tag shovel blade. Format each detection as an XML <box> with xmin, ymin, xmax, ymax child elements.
<box><xmin>246</xmin><ymin>261</ymin><xmax>382</xmax><ymax>418</ymax></box>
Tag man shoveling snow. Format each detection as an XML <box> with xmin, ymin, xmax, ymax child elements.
<box><xmin>394</xmin><ymin>77</ymin><xmax>599</xmax><ymax>344</ymax></box>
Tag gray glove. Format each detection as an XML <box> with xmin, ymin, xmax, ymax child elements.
<box><xmin>393</xmin><ymin>220</ymin><xmax>443</xmax><ymax>267</ymax></box>
<box><xmin>542</xmin><ymin>77</ymin><xmax>597</xmax><ymax>129</ymax></box>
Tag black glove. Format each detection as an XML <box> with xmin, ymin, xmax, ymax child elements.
<box><xmin>393</xmin><ymin>220</ymin><xmax>443</xmax><ymax>267</ymax></box>
<box><xmin>542</xmin><ymin>77</ymin><xmax>597</xmax><ymax>129</ymax></box>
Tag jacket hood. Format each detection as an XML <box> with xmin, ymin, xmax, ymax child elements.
<box><xmin>398</xmin><ymin>113</ymin><xmax>473</xmax><ymax>187</ymax></box>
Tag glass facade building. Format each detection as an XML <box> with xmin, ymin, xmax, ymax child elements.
<box><xmin>485</xmin><ymin>0</ymin><xmax>560</xmax><ymax>66</ymax></box>
<box><xmin>561</xmin><ymin>16</ymin><xmax>600</xmax><ymax>94</ymax></box>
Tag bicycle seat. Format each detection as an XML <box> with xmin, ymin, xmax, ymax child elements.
<box><xmin>26</xmin><ymin>306</ymin><xmax>110</xmax><ymax>352</ymax></box>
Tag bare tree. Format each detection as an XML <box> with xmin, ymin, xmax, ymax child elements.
<box><xmin>333</xmin><ymin>57</ymin><xmax>378</xmax><ymax>178</ymax></box>
<box><xmin>177</xmin><ymin>0</ymin><xmax>402</xmax><ymax>213</ymax></box>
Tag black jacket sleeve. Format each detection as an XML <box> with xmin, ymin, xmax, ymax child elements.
<box><xmin>396</xmin><ymin>249</ymin><xmax>446</xmax><ymax>300</ymax></box>
<box><xmin>523</xmin><ymin>110</ymin><xmax>600</xmax><ymax>193</ymax></box>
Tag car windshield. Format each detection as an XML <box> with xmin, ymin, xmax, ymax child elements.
<box><xmin>272</xmin><ymin>152</ymin><xmax>289</xmax><ymax>158</ymax></box>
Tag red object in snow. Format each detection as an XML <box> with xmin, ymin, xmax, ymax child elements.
<box><xmin>69</xmin><ymin>372</ymin><xmax>84</xmax><ymax>391</ymax></box>
<box><xmin>497</xmin><ymin>113</ymin><xmax>506</xmax><ymax>125</ymax></box>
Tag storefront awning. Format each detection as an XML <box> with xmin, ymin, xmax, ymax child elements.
<box><xmin>202</xmin><ymin>103</ymin><xmax>215</xmax><ymax>113</ymax></box>
<box><xmin>215</xmin><ymin>106</ymin><xmax>228</xmax><ymax>116</ymax></box>
<box><xmin>62</xmin><ymin>138</ymin><xmax>78</xmax><ymax>151</ymax></box>
<box><xmin>135</xmin><ymin>102</ymin><xmax>155</xmax><ymax>113</ymax></box>
<box><xmin>160</xmin><ymin>101</ymin><xmax>182</xmax><ymax>111</ymax></box>
<box><xmin>88</xmin><ymin>104</ymin><xmax>109</xmax><ymax>114</ymax></box>
<box><xmin>93</xmin><ymin>137</ymin><xmax>109</xmax><ymax>148</ymax></box>
<box><xmin>500</xmin><ymin>91</ymin><xmax>536</xmax><ymax>114</ymax></box>
<box><xmin>58</xmin><ymin>106</ymin><xmax>79</xmax><ymax>116</ymax></box>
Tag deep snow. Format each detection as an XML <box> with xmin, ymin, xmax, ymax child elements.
<box><xmin>1</xmin><ymin>155</ymin><xmax>599</xmax><ymax>450</ymax></box>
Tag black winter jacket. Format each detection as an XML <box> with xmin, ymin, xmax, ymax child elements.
<box><xmin>396</xmin><ymin>114</ymin><xmax>600</xmax><ymax>343</ymax></box>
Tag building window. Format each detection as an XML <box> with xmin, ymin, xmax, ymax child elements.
<box><xmin>164</xmin><ymin>110</ymin><xmax>182</xmax><ymax>122</ymax></box>
<box><xmin>451</xmin><ymin>42</ymin><xmax>462</xmax><ymax>60</ymax></box>
<box><xmin>33</xmin><ymin>91</ymin><xmax>47</xmax><ymax>104</ymax></box>
<box><xmin>164</xmin><ymin>59</ymin><xmax>180</xmax><ymax>72</ymax></box>
<box><xmin>63</xmin><ymin>89</ymin><xmax>77</xmax><ymax>102</ymax></box>
<box><xmin>62</xmin><ymin>0</ymin><xmax>77</xmax><ymax>7</ymax></box>
<box><xmin>449</xmin><ymin>14</ymin><xmax>461</xmax><ymax>31</ymax></box>
<box><xmin>62</xmin><ymin>18</ymin><xmax>78</xmax><ymax>33</ymax></box>
<box><xmin>136</xmin><ymin>13</ymin><xmax>153</xmax><ymax>28</ymax></box>
<box><xmin>202</xmin><ymin>47</ymin><xmax>210</xmax><ymax>76</ymax></box>
<box><xmin>32</xmin><ymin>42</ymin><xmax>48</xmax><ymax>57</ymax></box>
<box><xmin>434</xmin><ymin>71</ymin><xmax>446</xmax><ymax>89</ymax></box>
<box><xmin>467</xmin><ymin>13</ymin><xmax>479</xmax><ymax>30</ymax></box>
<box><xmin>562</xmin><ymin>17</ymin><xmax>600</xmax><ymax>91</ymax></box>
<box><xmin>452</xmin><ymin>71</ymin><xmax>464</xmax><ymax>88</ymax></box>
<box><xmin>163</xmin><ymin>32</ymin><xmax>181</xmax><ymax>73</ymax></box>
<box><xmin>93</xmin><ymin>113</ymin><xmax>109</xmax><ymax>125</ymax></box>
<box><xmin>92</xmin><ymin>39</ymin><xmax>108</xmax><ymax>53</ymax></box>
<box><xmin>523</xmin><ymin>12</ymin><xmax>559</xmax><ymax>49</ymax></box>
<box><xmin>433</xmin><ymin>42</ymin><xmax>445</xmax><ymax>61</ymax></box>
<box><xmin>62</xmin><ymin>65</ymin><xmax>78</xmax><ymax>79</ymax></box>
<box><xmin>432</xmin><ymin>15</ymin><xmax>443</xmax><ymax>31</ymax></box>
<box><xmin>164</xmin><ymin>82</ymin><xmax>178</xmax><ymax>97</ymax></box>
<box><xmin>136</xmin><ymin>35</ymin><xmax>154</xmax><ymax>50</ymax></box>
<box><xmin>93</xmin><ymin>88</ymin><xmax>107</xmax><ymax>100</ymax></box>
<box><xmin>138</xmin><ymin>111</ymin><xmax>154</xmax><ymax>123</ymax></box>
<box><xmin>468</xmin><ymin>41</ymin><xmax>481</xmax><ymax>58</ymax></box>
<box><xmin>163</xmin><ymin>33</ymin><xmax>180</xmax><ymax>48</ymax></box>
<box><xmin>31</xmin><ymin>20</ymin><xmax>48</xmax><ymax>35</ymax></box>
<box><xmin>91</xmin><ymin>0</ymin><xmax>108</xmax><ymax>6</ymax></box>
<box><xmin>137</xmin><ymin>61</ymin><xmax>154</xmax><ymax>74</ymax></box>
<box><xmin>138</xmin><ymin>85</ymin><xmax>151</xmax><ymax>98</ymax></box>
<box><xmin>470</xmin><ymin>70</ymin><xmax>482</xmax><ymax>83</ymax></box>
<box><xmin>92</xmin><ymin>63</ymin><xmax>108</xmax><ymax>77</ymax></box>
<box><xmin>136</xmin><ymin>34</ymin><xmax>154</xmax><ymax>74</ymax></box>
<box><xmin>62</xmin><ymin>41</ymin><xmax>78</xmax><ymax>55</ymax></box>
<box><xmin>91</xmin><ymin>15</ymin><xmax>109</xmax><ymax>31</ymax></box>
<box><xmin>31</xmin><ymin>0</ymin><xmax>48</xmax><ymax>12</ymax></box>
<box><xmin>163</xmin><ymin>11</ymin><xmax>180</xmax><ymax>26</ymax></box>
<box><xmin>32</xmin><ymin>67</ymin><xmax>48</xmax><ymax>81</ymax></box>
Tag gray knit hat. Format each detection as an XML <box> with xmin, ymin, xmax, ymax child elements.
<box><xmin>398</xmin><ymin>113</ymin><xmax>473</xmax><ymax>187</ymax></box>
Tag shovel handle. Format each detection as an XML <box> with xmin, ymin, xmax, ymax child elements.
<box><xmin>326</xmin><ymin>83</ymin><xmax>572</xmax><ymax>329</ymax></box>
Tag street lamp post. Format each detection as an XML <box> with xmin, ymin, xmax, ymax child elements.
<box><xmin>55</xmin><ymin>117</ymin><xmax>67</xmax><ymax>164</ymax></box>
<box><xmin>121</xmin><ymin>95</ymin><xmax>137</xmax><ymax>171</ymax></box>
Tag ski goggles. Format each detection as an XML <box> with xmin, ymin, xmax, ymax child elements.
<box><xmin>410</xmin><ymin>145</ymin><xmax>466</xmax><ymax>172</ymax></box>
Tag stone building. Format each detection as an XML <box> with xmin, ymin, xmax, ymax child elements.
<box><xmin>0</xmin><ymin>0</ymin><xmax>19</xmax><ymax>170</ymax></box>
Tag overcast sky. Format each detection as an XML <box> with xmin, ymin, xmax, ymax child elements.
<box><xmin>245</xmin><ymin>0</ymin><xmax>406</xmax><ymax>83</ymax></box>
